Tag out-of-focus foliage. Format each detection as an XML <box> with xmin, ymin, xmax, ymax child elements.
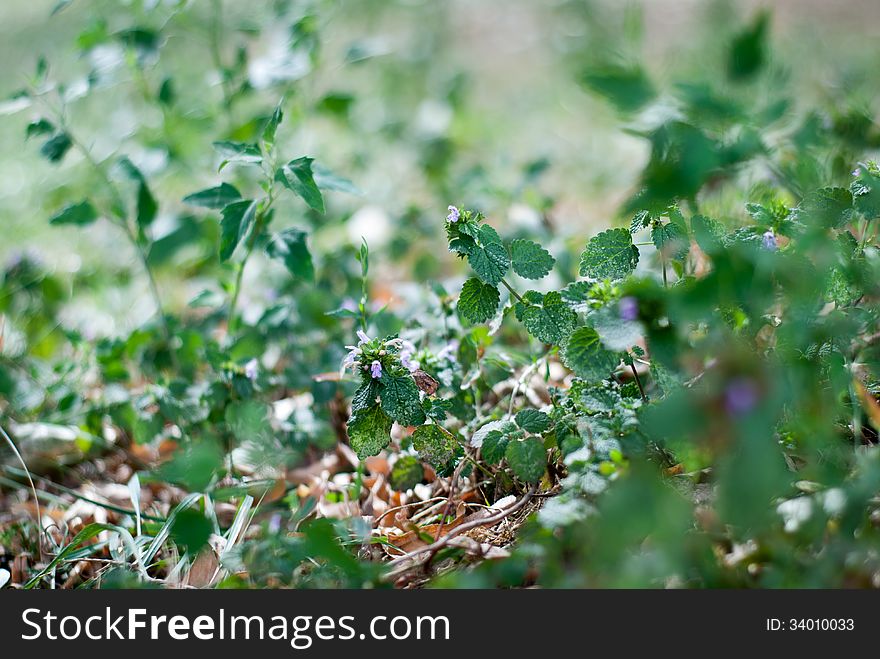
<box><xmin>1</xmin><ymin>0</ymin><xmax>880</xmax><ymax>589</ymax></box>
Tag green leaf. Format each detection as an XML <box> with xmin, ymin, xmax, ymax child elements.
<box><xmin>691</xmin><ymin>214</ymin><xmax>725</xmax><ymax>253</ymax></box>
<box><xmin>505</xmin><ymin>437</ymin><xmax>546</xmax><ymax>482</ymax></box>
<box><xmin>225</xmin><ymin>400</ymin><xmax>272</xmax><ymax>440</ymax></box>
<box><xmin>651</xmin><ymin>220</ymin><xmax>690</xmax><ymax>261</ymax></box>
<box><xmin>457</xmin><ymin>277</ymin><xmax>500</xmax><ymax>324</ymax></box>
<box><xmin>515</xmin><ymin>409</ymin><xmax>550</xmax><ymax>433</ymax></box>
<box><xmin>389</xmin><ymin>455</ymin><xmax>424</xmax><ymax>491</ymax></box>
<box><xmin>579</xmin><ymin>228</ymin><xmax>639</xmax><ymax>280</ymax></box>
<box><xmin>582</xmin><ymin>63</ymin><xmax>655</xmax><ymax>114</ymax></box>
<box><xmin>514</xmin><ymin>290</ymin><xmax>577</xmax><ymax>345</ymax></box>
<box><xmin>213</xmin><ymin>141</ymin><xmax>262</xmax><ymax>170</ymax></box>
<box><xmin>183</xmin><ymin>183</ymin><xmax>242</xmax><ymax>209</ymax></box>
<box><xmin>510</xmin><ymin>239</ymin><xmax>555</xmax><ymax>279</ymax></box>
<box><xmin>26</xmin><ymin>118</ymin><xmax>54</xmax><ymax>140</ymax></box>
<box><xmin>347</xmin><ymin>403</ymin><xmax>392</xmax><ymax>459</ymax></box>
<box><xmin>423</xmin><ymin>398</ymin><xmax>452</xmax><ymax>423</ymax></box>
<box><xmin>482</xmin><ymin>430</ymin><xmax>510</xmax><ymax>464</ymax></box>
<box><xmin>411</xmin><ymin>424</ymin><xmax>457</xmax><ymax>468</ymax></box>
<box><xmin>466</xmin><ymin>224</ymin><xmax>510</xmax><ymax>286</ymax></box>
<box><xmin>563</xmin><ymin>326</ymin><xmax>620</xmax><ymax>381</ymax></box>
<box><xmin>797</xmin><ymin>187</ymin><xmax>854</xmax><ymax>228</ymax></box>
<box><xmin>49</xmin><ymin>200</ymin><xmax>97</xmax><ymax>226</ymax></box>
<box><xmin>728</xmin><ymin>11</ymin><xmax>769</xmax><ymax>81</ymax></box>
<box><xmin>118</xmin><ymin>158</ymin><xmax>157</xmax><ymax>229</ymax></box>
<box><xmin>40</xmin><ymin>132</ymin><xmax>72</xmax><ymax>162</ymax></box>
<box><xmin>265</xmin><ymin>228</ymin><xmax>314</xmax><ymax>281</ymax></box>
<box><xmin>851</xmin><ymin>167</ymin><xmax>880</xmax><ymax>218</ymax></box>
<box><xmin>351</xmin><ymin>379</ymin><xmax>380</xmax><ymax>413</ymax></box>
<box><xmin>312</xmin><ymin>163</ymin><xmax>361</xmax><ymax>196</ymax></box>
<box><xmin>588</xmin><ymin>305</ymin><xmax>643</xmax><ymax>352</ymax></box>
<box><xmin>276</xmin><ymin>157</ymin><xmax>325</xmax><ymax>213</ymax></box>
<box><xmin>560</xmin><ymin>280</ymin><xmax>595</xmax><ymax>313</ymax></box>
<box><xmin>171</xmin><ymin>508</ymin><xmax>213</xmax><ymax>555</ymax></box>
<box><xmin>379</xmin><ymin>372</ymin><xmax>426</xmax><ymax>426</ymax></box>
<box><xmin>262</xmin><ymin>102</ymin><xmax>283</xmax><ymax>150</ymax></box>
<box><xmin>219</xmin><ymin>199</ymin><xmax>257</xmax><ymax>261</ymax></box>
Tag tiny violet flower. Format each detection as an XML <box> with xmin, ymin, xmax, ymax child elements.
<box><xmin>619</xmin><ymin>296</ymin><xmax>639</xmax><ymax>322</ymax></box>
<box><xmin>341</xmin><ymin>348</ymin><xmax>360</xmax><ymax>371</ymax></box>
<box><xmin>724</xmin><ymin>377</ymin><xmax>758</xmax><ymax>415</ymax></box>
<box><xmin>268</xmin><ymin>513</ymin><xmax>282</xmax><ymax>534</ymax></box>
<box><xmin>370</xmin><ymin>360</ymin><xmax>383</xmax><ymax>379</ymax></box>
<box><xmin>400</xmin><ymin>350</ymin><xmax>418</xmax><ymax>372</ymax></box>
<box><xmin>356</xmin><ymin>330</ymin><xmax>371</xmax><ymax>345</ymax></box>
<box><xmin>244</xmin><ymin>358</ymin><xmax>259</xmax><ymax>381</ymax></box>
<box><xmin>446</xmin><ymin>205</ymin><xmax>460</xmax><ymax>223</ymax></box>
<box><xmin>437</xmin><ymin>340</ymin><xmax>459</xmax><ymax>361</ymax></box>
<box><xmin>762</xmin><ymin>230</ymin><xmax>778</xmax><ymax>251</ymax></box>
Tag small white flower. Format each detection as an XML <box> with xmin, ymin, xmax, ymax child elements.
<box><xmin>244</xmin><ymin>358</ymin><xmax>259</xmax><ymax>381</ymax></box>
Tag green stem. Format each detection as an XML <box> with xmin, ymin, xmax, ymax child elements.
<box><xmin>209</xmin><ymin>0</ymin><xmax>235</xmax><ymax>125</ymax></box>
<box><xmin>630</xmin><ymin>362</ymin><xmax>648</xmax><ymax>402</ymax></box>
<box><xmin>227</xmin><ymin>192</ymin><xmax>275</xmax><ymax>334</ymax></box>
<box><xmin>500</xmin><ymin>278</ymin><xmax>523</xmax><ymax>303</ymax></box>
<box><xmin>57</xmin><ymin>118</ymin><xmax>172</xmax><ymax>344</ymax></box>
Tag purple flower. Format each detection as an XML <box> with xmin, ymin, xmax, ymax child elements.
<box><xmin>762</xmin><ymin>230</ymin><xmax>777</xmax><ymax>251</ymax></box>
<box><xmin>619</xmin><ymin>296</ymin><xmax>639</xmax><ymax>322</ymax></box>
<box><xmin>268</xmin><ymin>513</ymin><xmax>282</xmax><ymax>534</ymax></box>
<box><xmin>437</xmin><ymin>340</ymin><xmax>459</xmax><ymax>361</ymax></box>
<box><xmin>724</xmin><ymin>377</ymin><xmax>758</xmax><ymax>415</ymax></box>
<box><xmin>341</xmin><ymin>348</ymin><xmax>360</xmax><ymax>371</ymax></box>
<box><xmin>356</xmin><ymin>330</ymin><xmax>371</xmax><ymax>345</ymax></box>
<box><xmin>370</xmin><ymin>360</ymin><xmax>383</xmax><ymax>379</ymax></box>
<box><xmin>244</xmin><ymin>358</ymin><xmax>259</xmax><ymax>381</ymax></box>
<box><xmin>446</xmin><ymin>205</ymin><xmax>460</xmax><ymax>223</ymax></box>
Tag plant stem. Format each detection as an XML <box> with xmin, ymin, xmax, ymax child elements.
<box><xmin>57</xmin><ymin>119</ymin><xmax>173</xmax><ymax>344</ymax></box>
<box><xmin>209</xmin><ymin>0</ymin><xmax>235</xmax><ymax>125</ymax></box>
<box><xmin>500</xmin><ymin>278</ymin><xmax>523</xmax><ymax>303</ymax></box>
<box><xmin>226</xmin><ymin>192</ymin><xmax>275</xmax><ymax>334</ymax></box>
<box><xmin>630</xmin><ymin>362</ymin><xmax>648</xmax><ymax>402</ymax></box>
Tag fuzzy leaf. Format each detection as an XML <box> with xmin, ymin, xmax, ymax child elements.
<box><xmin>588</xmin><ymin>306</ymin><xmax>644</xmax><ymax>352</ymax></box>
<box><xmin>379</xmin><ymin>372</ymin><xmax>426</xmax><ymax>426</ymax></box>
<box><xmin>49</xmin><ymin>200</ymin><xmax>97</xmax><ymax>226</ymax></box>
<box><xmin>389</xmin><ymin>455</ymin><xmax>424</xmax><ymax>491</ymax></box>
<box><xmin>482</xmin><ymin>430</ymin><xmax>510</xmax><ymax>464</ymax></box>
<box><xmin>563</xmin><ymin>326</ymin><xmax>620</xmax><ymax>381</ymax></box>
<box><xmin>347</xmin><ymin>403</ymin><xmax>392</xmax><ymax>459</ymax></box>
<box><xmin>276</xmin><ymin>157</ymin><xmax>325</xmax><ymax>213</ymax></box>
<box><xmin>691</xmin><ymin>214</ymin><xmax>725</xmax><ymax>253</ymax></box>
<box><xmin>183</xmin><ymin>183</ymin><xmax>242</xmax><ymax>209</ymax></box>
<box><xmin>651</xmin><ymin>220</ymin><xmax>689</xmax><ymax>261</ymax></box>
<box><xmin>40</xmin><ymin>132</ymin><xmax>72</xmax><ymax>162</ymax></box>
<box><xmin>219</xmin><ymin>200</ymin><xmax>257</xmax><ymax>261</ymax></box>
<box><xmin>412</xmin><ymin>425</ymin><xmax>457</xmax><ymax>468</ymax></box>
<box><xmin>213</xmin><ymin>141</ymin><xmax>262</xmax><ymax>169</ymax></box>
<box><xmin>798</xmin><ymin>187</ymin><xmax>854</xmax><ymax>228</ymax></box>
<box><xmin>515</xmin><ymin>409</ymin><xmax>551</xmax><ymax>433</ymax></box>
<box><xmin>457</xmin><ymin>277</ymin><xmax>500</xmax><ymax>324</ymax></box>
<box><xmin>466</xmin><ymin>224</ymin><xmax>510</xmax><ymax>285</ymax></box>
<box><xmin>514</xmin><ymin>291</ymin><xmax>577</xmax><ymax>345</ymax></box>
<box><xmin>851</xmin><ymin>168</ymin><xmax>880</xmax><ymax>218</ymax></box>
<box><xmin>505</xmin><ymin>437</ymin><xmax>546</xmax><ymax>482</ymax></box>
<box><xmin>265</xmin><ymin>228</ymin><xmax>314</xmax><ymax>281</ymax></box>
<box><xmin>118</xmin><ymin>157</ymin><xmax>157</xmax><ymax>229</ymax></box>
<box><xmin>510</xmin><ymin>239</ymin><xmax>555</xmax><ymax>279</ymax></box>
<box><xmin>579</xmin><ymin>228</ymin><xmax>639</xmax><ymax>280</ymax></box>
<box><xmin>351</xmin><ymin>379</ymin><xmax>380</xmax><ymax>413</ymax></box>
